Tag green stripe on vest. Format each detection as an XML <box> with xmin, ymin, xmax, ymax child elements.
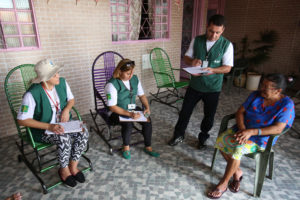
<box><xmin>109</xmin><ymin>75</ymin><xmax>139</xmax><ymax>110</ymax></box>
<box><xmin>190</xmin><ymin>35</ymin><xmax>230</xmax><ymax>92</ymax></box>
<box><xmin>28</xmin><ymin>77</ymin><xmax>68</xmax><ymax>142</ymax></box>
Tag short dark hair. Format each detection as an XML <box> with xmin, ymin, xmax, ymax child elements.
<box><xmin>264</xmin><ymin>73</ymin><xmax>287</xmax><ymax>92</ymax></box>
<box><xmin>208</xmin><ymin>14</ymin><xmax>226</xmax><ymax>27</ymax></box>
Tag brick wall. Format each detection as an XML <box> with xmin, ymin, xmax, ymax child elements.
<box><xmin>0</xmin><ymin>0</ymin><xmax>183</xmax><ymax>138</ymax></box>
<box><xmin>223</xmin><ymin>0</ymin><xmax>300</xmax><ymax>75</ymax></box>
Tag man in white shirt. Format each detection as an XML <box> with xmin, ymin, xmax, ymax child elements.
<box><xmin>168</xmin><ymin>14</ymin><xmax>234</xmax><ymax>149</ymax></box>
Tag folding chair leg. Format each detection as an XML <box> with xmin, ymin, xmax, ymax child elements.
<box><xmin>211</xmin><ymin>148</ymin><xmax>219</xmax><ymax>170</ymax></box>
<box><xmin>267</xmin><ymin>152</ymin><xmax>274</xmax><ymax>180</ymax></box>
<box><xmin>254</xmin><ymin>154</ymin><xmax>269</xmax><ymax>197</ymax></box>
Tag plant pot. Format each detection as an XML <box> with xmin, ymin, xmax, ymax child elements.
<box><xmin>246</xmin><ymin>72</ymin><xmax>261</xmax><ymax>91</ymax></box>
<box><xmin>234</xmin><ymin>74</ymin><xmax>246</xmax><ymax>87</ymax></box>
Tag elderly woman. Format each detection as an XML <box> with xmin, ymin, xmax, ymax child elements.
<box><xmin>17</xmin><ymin>59</ymin><xmax>89</xmax><ymax>188</ymax></box>
<box><xmin>104</xmin><ymin>58</ymin><xmax>159</xmax><ymax>160</ymax></box>
<box><xmin>207</xmin><ymin>74</ymin><xmax>295</xmax><ymax>199</ymax></box>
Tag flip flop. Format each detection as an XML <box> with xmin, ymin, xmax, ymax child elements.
<box><xmin>229</xmin><ymin>176</ymin><xmax>243</xmax><ymax>193</ymax></box>
<box><xmin>207</xmin><ymin>187</ymin><xmax>228</xmax><ymax>199</ymax></box>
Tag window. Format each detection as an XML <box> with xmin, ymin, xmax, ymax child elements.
<box><xmin>0</xmin><ymin>0</ymin><xmax>40</xmax><ymax>51</ymax></box>
<box><xmin>110</xmin><ymin>0</ymin><xmax>170</xmax><ymax>42</ymax></box>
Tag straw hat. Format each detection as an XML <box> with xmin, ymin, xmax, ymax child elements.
<box><xmin>31</xmin><ymin>59</ymin><xmax>63</xmax><ymax>83</ymax></box>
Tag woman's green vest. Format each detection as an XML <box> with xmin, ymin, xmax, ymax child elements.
<box><xmin>28</xmin><ymin>77</ymin><xmax>68</xmax><ymax>142</ymax></box>
<box><xmin>190</xmin><ymin>34</ymin><xmax>230</xmax><ymax>92</ymax></box>
<box><xmin>109</xmin><ymin>75</ymin><xmax>139</xmax><ymax>110</ymax></box>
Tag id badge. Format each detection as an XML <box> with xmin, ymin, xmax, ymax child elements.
<box><xmin>128</xmin><ymin>104</ymin><xmax>136</xmax><ymax>110</ymax></box>
<box><xmin>202</xmin><ymin>60</ymin><xmax>209</xmax><ymax>68</ymax></box>
<box><xmin>56</xmin><ymin>109</ymin><xmax>61</xmax><ymax>123</ymax></box>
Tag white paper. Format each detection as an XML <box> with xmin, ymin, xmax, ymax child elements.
<box><xmin>45</xmin><ymin>120</ymin><xmax>82</xmax><ymax>134</ymax></box>
<box><xmin>183</xmin><ymin>66</ymin><xmax>209</xmax><ymax>75</ymax></box>
<box><xmin>119</xmin><ymin>111</ymin><xmax>148</xmax><ymax>122</ymax></box>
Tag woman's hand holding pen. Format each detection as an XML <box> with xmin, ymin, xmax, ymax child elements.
<box><xmin>49</xmin><ymin>124</ymin><xmax>64</xmax><ymax>134</ymax></box>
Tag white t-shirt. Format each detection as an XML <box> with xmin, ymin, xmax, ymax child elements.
<box><xmin>104</xmin><ymin>79</ymin><xmax>144</xmax><ymax>107</ymax></box>
<box><xmin>17</xmin><ymin>81</ymin><xmax>74</xmax><ymax>124</ymax></box>
<box><xmin>185</xmin><ymin>38</ymin><xmax>234</xmax><ymax>67</ymax></box>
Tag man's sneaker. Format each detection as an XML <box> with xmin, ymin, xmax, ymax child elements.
<box><xmin>168</xmin><ymin>136</ymin><xmax>184</xmax><ymax>146</ymax></box>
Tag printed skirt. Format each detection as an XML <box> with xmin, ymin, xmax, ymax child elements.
<box><xmin>215</xmin><ymin>128</ymin><xmax>265</xmax><ymax>160</ymax></box>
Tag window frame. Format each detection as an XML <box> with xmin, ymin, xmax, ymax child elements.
<box><xmin>0</xmin><ymin>0</ymin><xmax>40</xmax><ymax>51</ymax></box>
<box><xmin>110</xmin><ymin>0</ymin><xmax>171</xmax><ymax>44</ymax></box>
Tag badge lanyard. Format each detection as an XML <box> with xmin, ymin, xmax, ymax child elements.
<box><xmin>203</xmin><ymin>40</ymin><xmax>217</xmax><ymax>67</ymax></box>
<box><xmin>121</xmin><ymin>80</ymin><xmax>135</xmax><ymax>110</ymax></box>
<box><xmin>42</xmin><ymin>85</ymin><xmax>61</xmax><ymax>122</ymax></box>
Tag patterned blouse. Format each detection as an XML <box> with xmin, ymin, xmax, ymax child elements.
<box><xmin>241</xmin><ymin>91</ymin><xmax>295</xmax><ymax>148</ymax></box>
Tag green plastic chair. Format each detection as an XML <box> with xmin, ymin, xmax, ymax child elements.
<box><xmin>149</xmin><ymin>47</ymin><xmax>189</xmax><ymax>112</ymax></box>
<box><xmin>210</xmin><ymin>113</ymin><xmax>290</xmax><ymax>197</ymax></box>
<box><xmin>4</xmin><ymin>64</ymin><xmax>92</xmax><ymax>194</ymax></box>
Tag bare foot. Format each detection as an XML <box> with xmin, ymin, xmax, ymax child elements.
<box><xmin>5</xmin><ymin>193</ymin><xmax>22</xmax><ymax>200</ymax></box>
<box><xmin>69</xmin><ymin>161</ymin><xmax>80</xmax><ymax>176</ymax></box>
<box><xmin>207</xmin><ymin>183</ymin><xmax>228</xmax><ymax>199</ymax></box>
<box><xmin>233</xmin><ymin>168</ymin><xmax>243</xmax><ymax>181</ymax></box>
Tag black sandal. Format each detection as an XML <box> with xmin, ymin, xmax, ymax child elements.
<box><xmin>58</xmin><ymin>169</ymin><xmax>77</xmax><ymax>187</ymax></box>
<box><xmin>73</xmin><ymin>171</ymin><xmax>85</xmax><ymax>183</ymax></box>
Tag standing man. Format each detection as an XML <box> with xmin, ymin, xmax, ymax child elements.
<box><xmin>168</xmin><ymin>14</ymin><xmax>233</xmax><ymax>149</ymax></box>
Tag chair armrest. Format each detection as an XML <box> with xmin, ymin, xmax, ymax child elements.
<box><xmin>72</xmin><ymin>107</ymin><xmax>82</xmax><ymax>121</ymax></box>
<box><xmin>26</xmin><ymin>127</ymin><xmax>36</xmax><ymax>148</ymax></box>
<box><xmin>218</xmin><ymin>113</ymin><xmax>236</xmax><ymax>136</ymax></box>
<box><xmin>264</xmin><ymin>127</ymin><xmax>290</xmax><ymax>152</ymax></box>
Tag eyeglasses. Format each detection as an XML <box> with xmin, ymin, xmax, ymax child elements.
<box><xmin>260</xmin><ymin>84</ymin><xmax>277</xmax><ymax>91</ymax></box>
<box><xmin>120</xmin><ymin>61</ymin><xmax>135</xmax><ymax>71</ymax></box>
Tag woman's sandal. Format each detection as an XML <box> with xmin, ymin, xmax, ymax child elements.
<box><xmin>58</xmin><ymin>169</ymin><xmax>77</xmax><ymax>187</ymax></box>
<box><xmin>207</xmin><ymin>187</ymin><xmax>227</xmax><ymax>199</ymax></box>
<box><xmin>229</xmin><ymin>176</ymin><xmax>243</xmax><ymax>193</ymax></box>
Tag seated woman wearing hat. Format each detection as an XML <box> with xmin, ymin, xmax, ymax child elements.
<box><xmin>17</xmin><ymin>59</ymin><xmax>89</xmax><ymax>188</ymax></box>
<box><xmin>104</xmin><ymin>58</ymin><xmax>159</xmax><ymax>160</ymax></box>
<box><xmin>207</xmin><ymin>73</ymin><xmax>295</xmax><ymax>199</ymax></box>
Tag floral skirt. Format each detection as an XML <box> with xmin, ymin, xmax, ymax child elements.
<box><xmin>215</xmin><ymin>128</ymin><xmax>265</xmax><ymax>160</ymax></box>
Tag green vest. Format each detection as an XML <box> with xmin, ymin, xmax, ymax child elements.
<box><xmin>28</xmin><ymin>77</ymin><xmax>68</xmax><ymax>142</ymax></box>
<box><xmin>109</xmin><ymin>75</ymin><xmax>139</xmax><ymax>110</ymax></box>
<box><xmin>190</xmin><ymin>35</ymin><xmax>230</xmax><ymax>92</ymax></box>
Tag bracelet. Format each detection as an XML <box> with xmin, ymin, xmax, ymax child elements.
<box><xmin>258</xmin><ymin>129</ymin><xmax>262</xmax><ymax>136</ymax></box>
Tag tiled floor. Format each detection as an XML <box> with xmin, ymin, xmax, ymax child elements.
<box><xmin>0</xmin><ymin>87</ymin><xmax>299</xmax><ymax>200</ymax></box>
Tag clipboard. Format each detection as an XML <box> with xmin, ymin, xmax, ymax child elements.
<box><xmin>119</xmin><ymin>111</ymin><xmax>149</xmax><ymax>122</ymax></box>
<box><xmin>183</xmin><ymin>66</ymin><xmax>209</xmax><ymax>75</ymax></box>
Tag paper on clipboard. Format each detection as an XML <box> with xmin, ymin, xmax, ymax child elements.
<box><xmin>119</xmin><ymin>111</ymin><xmax>148</xmax><ymax>122</ymax></box>
<box><xmin>183</xmin><ymin>66</ymin><xmax>209</xmax><ymax>75</ymax></box>
<box><xmin>45</xmin><ymin>120</ymin><xmax>82</xmax><ymax>134</ymax></box>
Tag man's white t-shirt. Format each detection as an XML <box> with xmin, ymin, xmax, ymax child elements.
<box><xmin>104</xmin><ymin>78</ymin><xmax>144</xmax><ymax>107</ymax></box>
<box><xmin>185</xmin><ymin>38</ymin><xmax>234</xmax><ymax>67</ymax></box>
<box><xmin>17</xmin><ymin>81</ymin><xmax>74</xmax><ymax>124</ymax></box>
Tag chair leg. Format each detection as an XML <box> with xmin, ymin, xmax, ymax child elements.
<box><xmin>211</xmin><ymin>148</ymin><xmax>219</xmax><ymax>170</ymax></box>
<box><xmin>267</xmin><ymin>152</ymin><xmax>274</xmax><ymax>180</ymax></box>
<box><xmin>253</xmin><ymin>154</ymin><xmax>269</xmax><ymax>197</ymax></box>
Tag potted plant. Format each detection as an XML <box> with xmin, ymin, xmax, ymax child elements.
<box><xmin>234</xmin><ymin>30</ymin><xmax>279</xmax><ymax>90</ymax></box>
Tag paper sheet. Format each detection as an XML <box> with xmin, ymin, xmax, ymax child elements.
<box><xmin>119</xmin><ymin>111</ymin><xmax>148</xmax><ymax>122</ymax></box>
<box><xmin>183</xmin><ymin>66</ymin><xmax>209</xmax><ymax>75</ymax></box>
<box><xmin>45</xmin><ymin>120</ymin><xmax>82</xmax><ymax>134</ymax></box>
